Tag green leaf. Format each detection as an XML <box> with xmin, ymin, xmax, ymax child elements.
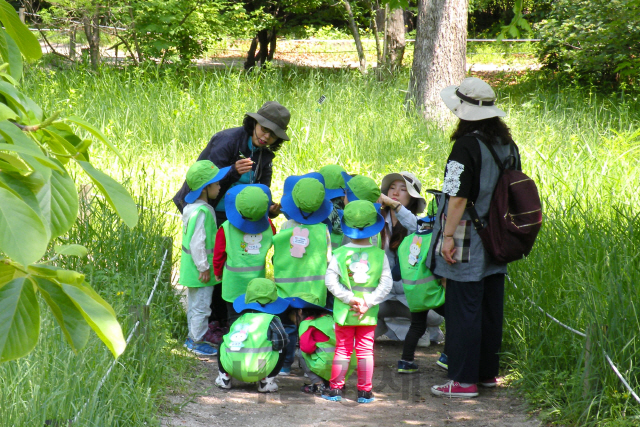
<box><xmin>0</xmin><ymin>277</ymin><xmax>40</xmax><ymax>362</ymax></box>
<box><xmin>0</xmin><ymin>28</ymin><xmax>22</xmax><ymax>81</ymax></box>
<box><xmin>0</xmin><ymin>0</ymin><xmax>42</xmax><ymax>61</ymax></box>
<box><xmin>0</xmin><ymin>261</ymin><xmax>21</xmax><ymax>286</ymax></box>
<box><xmin>0</xmin><ymin>104</ymin><xmax>18</xmax><ymax>121</ymax></box>
<box><xmin>65</xmin><ymin>116</ymin><xmax>124</xmax><ymax>162</ymax></box>
<box><xmin>34</xmin><ymin>277</ymin><xmax>90</xmax><ymax>351</ymax></box>
<box><xmin>0</xmin><ymin>121</ymin><xmax>54</xmax><ymax>180</ymax></box>
<box><xmin>61</xmin><ymin>281</ymin><xmax>126</xmax><ymax>357</ymax></box>
<box><xmin>0</xmin><ymin>152</ymin><xmax>29</xmax><ymax>173</ymax></box>
<box><xmin>36</xmin><ymin>169</ymin><xmax>78</xmax><ymax>239</ymax></box>
<box><xmin>0</xmin><ymin>171</ymin><xmax>44</xmax><ymax>226</ymax></box>
<box><xmin>0</xmin><ymin>142</ymin><xmax>64</xmax><ymax>172</ymax></box>
<box><xmin>77</xmin><ymin>161</ymin><xmax>138</xmax><ymax>228</ymax></box>
<box><xmin>54</xmin><ymin>244</ymin><xmax>88</xmax><ymax>258</ymax></box>
<box><xmin>0</xmin><ymin>187</ymin><xmax>49</xmax><ymax>265</ymax></box>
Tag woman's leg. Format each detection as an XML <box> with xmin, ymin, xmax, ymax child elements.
<box><xmin>354</xmin><ymin>325</ymin><xmax>376</xmax><ymax>392</ymax></box>
<box><xmin>330</xmin><ymin>325</ymin><xmax>356</xmax><ymax>389</ymax></box>
<box><xmin>445</xmin><ymin>278</ymin><xmax>484</xmax><ymax>384</ymax></box>
<box><xmin>401</xmin><ymin>310</ymin><xmax>429</xmax><ymax>361</ymax></box>
<box><xmin>478</xmin><ymin>273</ymin><xmax>505</xmax><ymax>380</ymax></box>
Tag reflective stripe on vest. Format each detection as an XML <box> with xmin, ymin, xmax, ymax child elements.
<box><xmin>225</xmin><ymin>346</ymin><xmax>272</xmax><ymax>354</ymax></box>
<box><xmin>224</xmin><ymin>262</ymin><xmax>265</xmax><ymax>273</ymax></box>
<box><xmin>274</xmin><ymin>275</ymin><xmax>325</xmax><ymax>284</ymax></box>
<box><xmin>316</xmin><ymin>346</ymin><xmax>335</xmax><ymax>353</ymax></box>
<box><xmin>351</xmin><ymin>286</ymin><xmax>374</xmax><ymax>293</ymax></box>
<box><xmin>402</xmin><ymin>275</ymin><xmax>436</xmax><ymax>286</ymax></box>
<box><xmin>182</xmin><ymin>245</ymin><xmax>214</xmax><ymax>255</ymax></box>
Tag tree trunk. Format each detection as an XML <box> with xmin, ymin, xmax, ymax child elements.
<box><xmin>245</xmin><ymin>29</ymin><xmax>277</xmax><ymax>70</ymax></box>
<box><xmin>367</xmin><ymin>0</ymin><xmax>382</xmax><ymax>64</ymax></box>
<box><xmin>69</xmin><ymin>28</ymin><xmax>76</xmax><ymax>60</ymax></box>
<box><xmin>406</xmin><ymin>0</ymin><xmax>468</xmax><ymax>121</ymax></box>
<box><xmin>383</xmin><ymin>8</ymin><xmax>406</xmax><ymax>73</ymax></box>
<box><xmin>342</xmin><ymin>0</ymin><xmax>367</xmax><ymax>74</ymax></box>
<box><xmin>244</xmin><ymin>37</ymin><xmax>259</xmax><ymax>69</ymax></box>
<box><xmin>82</xmin><ymin>14</ymin><xmax>101</xmax><ymax>69</ymax></box>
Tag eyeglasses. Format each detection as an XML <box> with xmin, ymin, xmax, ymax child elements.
<box><xmin>258</xmin><ymin>124</ymin><xmax>275</xmax><ymax>137</ymax></box>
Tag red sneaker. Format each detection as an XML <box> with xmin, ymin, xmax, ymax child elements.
<box><xmin>431</xmin><ymin>381</ymin><xmax>479</xmax><ymax>398</ymax></box>
<box><xmin>479</xmin><ymin>377</ymin><xmax>497</xmax><ymax>388</ymax></box>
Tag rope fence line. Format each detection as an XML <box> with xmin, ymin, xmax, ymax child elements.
<box><xmin>507</xmin><ymin>275</ymin><xmax>640</xmax><ymax>404</ymax></box>
<box><xmin>72</xmin><ymin>248</ymin><xmax>169</xmax><ymax>424</ymax></box>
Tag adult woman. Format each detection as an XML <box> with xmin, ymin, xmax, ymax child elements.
<box><xmin>427</xmin><ymin>77</ymin><xmax>520</xmax><ymax>398</ymax></box>
<box><xmin>376</xmin><ymin>172</ymin><xmax>444</xmax><ymax>345</ymax></box>
<box><xmin>173</xmin><ymin>101</ymin><xmax>291</xmax><ymax>224</ymax></box>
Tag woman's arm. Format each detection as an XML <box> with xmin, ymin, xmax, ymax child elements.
<box><xmin>441</xmin><ymin>196</ymin><xmax>467</xmax><ymax>264</ymax></box>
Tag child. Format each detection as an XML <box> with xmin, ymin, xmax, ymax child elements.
<box><xmin>213</xmin><ymin>184</ymin><xmax>276</xmax><ymax>323</ymax></box>
<box><xmin>396</xmin><ymin>217</ymin><xmax>446</xmax><ymax>373</ymax></box>
<box><xmin>340</xmin><ymin>172</ymin><xmax>382</xmax><ymax>248</ymax></box>
<box><xmin>322</xmin><ymin>200</ymin><xmax>392</xmax><ymax>403</ymax></box>
<box><xmin>286</xmin><ymin>293</ymin><xmax>356</xmax><ymax>394</ymax></box>
<box><xmin>215</xmin><ymin>278</ymin><xmax>290</xmax><ymax>393</ymax></box>
<box><xmin>180</xmin><ymin>160</ymin><xmax>230</xmax><ymax>356</ymax></box>
<box><xmin>274</xmin><ymin>172</ymin><xmax>333</xmax><ymax>375</ymax></box>
<box><xmin>318</xmin><ymin>164</ymin><xmax>347</xmax><ymax>250</ymax></box>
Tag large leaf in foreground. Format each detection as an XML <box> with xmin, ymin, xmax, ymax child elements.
<box><xmin>0</xmin><ymin>277</ymin><xmax>40</xmax><ymax>362</ymax></box>
<box><xmin>36</xmin><ymin>169</ymin><xmax>78</xmax><ymax>239</ymax></box>
<box><xmin>0</xmin><ymin>187</ymin><xmax>49</xmax><ymax>266</ymax></box>
<box><xmin>61</xmin><ymin>281</ymin><xmax>126</xmax><ymax>357</ymax></box>
<box><xmin>77</xmin><ymin>160</ymin><xmax>138</xmax><ymax>228</ymax></box>
<box><xmin>66</xmin><ymin>116</ymin><xmax>123</xmax><ymax>161</ymax></box>
<box><xmin>0</xmin><ymin>28</ymin><xmax>22</xmax><ymax>80</ymax></box>
<box><xmin>35</xmin><ymin>277</ymin><xmax>90</xmax><ymax>351</ymax></box>
<box><xmin>0</xmin><ymin>0</ymin><xmax>42</xmax><ymax>61</ymax></box>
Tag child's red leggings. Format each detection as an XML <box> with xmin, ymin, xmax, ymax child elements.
<box><xmin>330</xmin><ymin>324</ymin><xmax>376</xmax><ymax>391</ymax></box>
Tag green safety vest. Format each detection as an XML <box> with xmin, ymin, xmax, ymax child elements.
<box><xmin>179</xmin><ymin>205</ymin><xmax>217</xmax><ymax>288</ymax></box>
<box><xmin>299</xmin><ymin>314</ymin><xmax>357</xmax><ymax>380</ymax></box>
<box><xmin>332</xmin><ymin>246</ymin><xmax>385</xmax><ymax>326</ymax></box>
<box><xmin>330</xmin><ymin>231</ymin><xmax>344</xmax><ymax>250</ymax></box>
<box><xmin>221</xmin><ymin>221</ymin><xmax>273</xmax><ymax>302</ymax></box>
<box><xmin>398</xmin><ymin>232</ymin><xmax>444</xmax><ymax>312</ymax></box>
<box><xmin>220</xmin><ymin>312</ymin><xmax>279</xmax><ymax>382</ymax></box>
<box><xmin>335</xmin><ymin>233</ymin><xmax>380</xmax><ymax>251</ymax></box>
<box><xmin>273</xmin><ymin>223</ymin><xmax>328</xmax><ymax>306</ymax></box>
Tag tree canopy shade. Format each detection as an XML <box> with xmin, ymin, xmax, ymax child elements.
<box><xmin>0</xmin><ymin>0</ymin><xmax>136</xmax><ymax>361</ymax></box>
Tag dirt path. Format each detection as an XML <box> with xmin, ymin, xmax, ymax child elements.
<box><xmin>161</xmin><ymin>340</ymin><xmax>541</xmax><ymax>427</ymax></box>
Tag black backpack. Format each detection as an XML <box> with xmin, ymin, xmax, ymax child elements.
<box><xmin>466</xmin><ymin>135</ymin><xmax>542</xmax><ymax>263</ymax></box>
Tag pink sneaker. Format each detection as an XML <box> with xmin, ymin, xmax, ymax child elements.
<box><xmin>431</xmin><ymin>380</ymin><xmax>479</xmax><ymax>398</ymax></box>
<box><xmin>479</xmin><ymin>377</ymin><xmax>497</xmax><ymax>388</ymax></box>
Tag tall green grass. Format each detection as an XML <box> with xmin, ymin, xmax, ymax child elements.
<box><xmin>20</xmin><ymin>64</ymin><xmax>640</xmax><ymax>425</ymax></box>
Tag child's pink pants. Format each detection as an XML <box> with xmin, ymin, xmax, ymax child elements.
<box><xmin>330</xmin><ymin>324</ymin><xmax>376</xmax><ymax>391</ymax></box>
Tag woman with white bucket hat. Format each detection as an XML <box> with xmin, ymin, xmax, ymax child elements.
<box><xmin>426</xmin><ymin>77</ymin><xmax>521</xmax><ymax>398</ymax></box>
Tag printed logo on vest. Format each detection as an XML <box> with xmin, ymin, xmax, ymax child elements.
<box><xmin>290</xmin><ymin>226</ymin><xmax>310</xmax><ymax>258</ymax></box>
<box><xmin>228</xmin><ymin>326</ymin><xmax>249</xmax><ymax>351</ymax></box>
<box><xmin>349</xmin><ymin>252</ymin><xmax>370</xmax><ymax>284</ymax></box>
<box><xmin>409</xmin><ymin>236</ymin><xmax>422</xmax><ymax>266</ymax></box>
<box><xmin>242</xmin><ymin>233</ymin><xmax>262</xmax><ymax>254</ymax></box>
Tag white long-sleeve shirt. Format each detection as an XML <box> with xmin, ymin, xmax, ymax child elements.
<box><xmin>325</xmin><ymin>242</ymin><xmax>393</xmax><ymax>309</ymax></box>
<box><xmin>182</xmin><ymin>200</ymin><xmax>216</xmax><ymax>273</ymax></box>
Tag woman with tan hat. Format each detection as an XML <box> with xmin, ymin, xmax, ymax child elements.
<box><xmin>427</xmin><ymin>77</ymin><xmax>521</xmax><ymax>398</ymax></box>
<box><xmin>375</xmin><ymin>172</ymin><xmax>445</xmax><ymax>346</ymax></box>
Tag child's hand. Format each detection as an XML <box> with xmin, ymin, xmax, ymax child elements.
<box><xmin>440</xmin><ymin>277</ymin><xmax>446</xmax><ymax>289</ymax></box>
<box><xmin>349</xmin><ymin>297</ymin><xmax>363</xmax><ymax>311</ymax></box>
<box><xmin>356</xmin><ymin>301</ymin><xmax>370</xmax><ymax>319</ymax></box>
<box><xmin>199</xmin><ymin>270</ymin><xmax>211</xmax><ymax>284</ymax></box>
<box><xmin>214</xmin><ymin>275</ymin><xmax>222</xmax><ymax>282</ymax></box>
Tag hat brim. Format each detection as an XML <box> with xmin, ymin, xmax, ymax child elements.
<box><xmin>341</xmin><ymin>209</ymin><xmax>385</xmax><ymax>239</ymax></box>
<box><xmin>281</xmin><ymin>172</ymin><xmax>333</xmax><ymax>225</ymax></box>
<box><xmin>224</xmin><ymin>184</ymin><xmax>272</xmax><ymax>234</ymax></box>
<box><xmin>185</xmin><ymin>166</ymin><xmax>232</xmax><ymax>204</ymax></box>
<box><xmin>285</xmin><ymin>296</ymin><xmax>332</xmax><ymax>312</ymax></box>
<box><xmin>233</xmin><ymin>294</ymin><xmax>290</xmax><ymax>315</ymax></box>
<box><xmin>325</xmin><ymin>187</ymin><xmax>346</xmax><ymax>200</ymax></box>
<box><xmin>246</xmin><ymin>112</ymin><xmax>290</xmax><ymax>141</ymax></box>
<box><xmin>341</xmin><ymin>172</ymin><xmax>360</xmax><ymax>202</ymax></box>
<box><xmin>380</xmin><ymin>172</ymin><xmax>426</xmax><ymax>214</ymax></box>
<box><xmin>440</xmin><ymin>84</ymin><xmax>506</xmax><ymax>121</ymax></box>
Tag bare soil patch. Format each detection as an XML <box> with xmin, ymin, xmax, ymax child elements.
<box><xmin>161</xmin><ymin>340</ymin><xmax>541</xmax><ymax>427</ymax></box>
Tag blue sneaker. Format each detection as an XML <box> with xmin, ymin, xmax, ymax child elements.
<box><xmin>397</xmin><ymin>360</ymin><xmax>419</xmax><ymax>374</ymax></box>
<box><xmin>186</xmin><ymin>339</ymin><xmax>217</xmax><ymax>356</ymax></box>
<box><xmin>320</xmin><ymin>387</ymin><xmax>343</xmax><ymax>402</ymax></box>
<box><xmin>436</xmin><ymin>353</ymin><xmax>448</xmax><ymax>370</ymax></box>
<box><xmin>278</xmin><ymin>366</ymin><xmax>291</xmax><ymax>376</ymax></box>
<box><xmin>357</xmin><ymin>390</ymin><xmax>374</xmax><ymax>403</ymax></box>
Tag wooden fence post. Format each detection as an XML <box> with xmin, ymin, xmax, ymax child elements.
<box><xmin>19</xmin><ymin>8</ymin><xmax>25</xmax><ymax>23</ymax></box>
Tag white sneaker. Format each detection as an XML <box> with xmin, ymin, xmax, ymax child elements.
<box><xmin>417</xmin><ymin>335</ymin><xmax>431</xmax><ymax>348</ymax></box>
<box><xmin>257</xmin><ymin>377</ymin><xmax>278</xmax><ymax>393</ymax></box>
<box><xmin>215</xmin><ymin>372</ymin><xmax>231</xmax><ymax>389</ymax></box>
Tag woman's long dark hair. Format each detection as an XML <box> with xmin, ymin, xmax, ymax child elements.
<box><xmin>380</xmin><ymin>197</ymin><xmax>420</xmax><ymax>252</ymax></box>
<box><xmin>450</xmin><ymin>117</ymin><xmax>514</xmax><ymax>145</ymax></box>
<box><xmin>243</xmin><ymin>116</ymin><xmax>285</xmax><ymax>152</ymax></box>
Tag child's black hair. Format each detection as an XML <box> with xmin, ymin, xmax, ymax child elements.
<box><xmin>301</xmin><ymin>307</ymin><xmax>328</xmax><ymax>319</ymax></box>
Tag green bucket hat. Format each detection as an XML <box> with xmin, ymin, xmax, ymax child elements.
<box><xmin>318</xmin><ymin>164</ymin><xmax>347</xmax><ymax>199</ymax></box>
<box><xmin>184</xmin><ymin>161</ymin><xmax>231</xmax><ymax>204</ymax></box>
<box><xmin>342</xmin><ymin>173</ymin><xmax>381</xmax><ymax>204</ymax></box>
<box><xmin>225</xmin><ymin>184</ymin><xmax>272</xmax><ymax>234</ymax></box>
<box><xmin>233</xmin><ymin>278</ymin><xmax>289</xmax><ymax>314</ymax></box>
<box><xmin>236</xmin><ymin>186</ymin><xmax>269</xmax><ymax>220</ymax></box>
<box><xmin>281</xmin><ymin>173</ymin><xmax>332</xmax><ymax>225</ymax></box>
<box><xmin>341</xmin><ymin>200</ymin><xmax>385</xmax><ymax>239</ymax></box>
<box><xmin>293</xmin><ymin>178</ymin><xmax>325</xmax><ymax>212</ymax></box>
